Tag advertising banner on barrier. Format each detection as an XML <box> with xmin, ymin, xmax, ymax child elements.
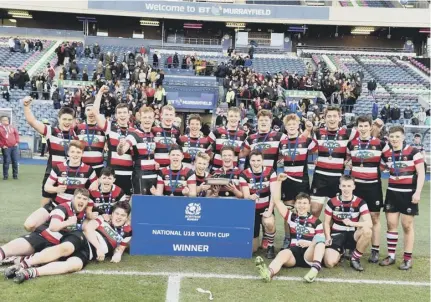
<box><xmin>167</xmin><ymin>93</ymin><xmax>216</xmax><ymax>110</ymax></box>
<box><xmin>131</xmin><ymin>195</ymin><xmax>255</xmax><ymax>258</ymax></box>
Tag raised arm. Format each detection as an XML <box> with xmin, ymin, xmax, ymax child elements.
<box><xmin>92</xmin><ymin>85</ymin><xmax>109</xmax><ymax>129</ymax></box>
<box><xmin>23</xmin><ymin>96</ymin><xmax>45</xmax><ymax>135</ymax></box>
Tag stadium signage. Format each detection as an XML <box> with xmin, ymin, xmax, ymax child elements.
<box><xmin>169</xmin><ymin>98</ymin><xmax>215</xmax><ymax>110</ymax></box>
<box><xmin>130</xmin><ymin>195</ymin><xmax>255</xmax><ymax>258</ymax></box>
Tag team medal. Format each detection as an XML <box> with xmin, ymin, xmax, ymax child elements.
<box><xmin>328</xmin><ymin>156</ymin><xmax>332</xmax><ymax>160</ymax></box>
<box><xmin>225</xmin><ymin>192</ymin><xmax>229</xmax><ymax>196</ymax></box>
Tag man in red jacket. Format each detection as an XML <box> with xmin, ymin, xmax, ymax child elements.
<box><xmin>0</xmin><ymin>116</ymin><xmax>19</xmax><ymax>180</ymax></box>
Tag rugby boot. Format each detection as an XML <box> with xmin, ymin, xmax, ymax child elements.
<box><xmin>280</xmin><ymin>237</ymin><xmax>291</xmax><ymax>251</ymax></box>
<box><xmin>368</xmin><ymin>250</ymin><xmax>379</xmax><ymax>264</ymax></box>
<box><xmin>265</xmin><ymin>246</ymin><xmax>275</xmax><ymax>259</ymax></box>
<box><xmin>350</xmin><ymin>259</ymin><xmax>364</xmax><ymax>272</ymax></box>
<box><xmin>303</xmin><ymin>268</ymin><xmax>318</xmax><ymax>283</ymax></box>
<box><xmin>344</xmin><ymin>249</ymin><xmax>352</xmax><ymax>260</ymax></box>
<box><xmin>255</xmin><ymin>256</ymin><xmax>271</xmax><ymax>282</ymax></box>
<box><xmin>0</xmin><ymin>256</ymin><xmax>18</xmax><ymax>266</ymax></box>
<box><xmin>4</xmin><ymin>264</ymin><xmax>21</xmax><ymax>279</ymax></box>
<box><xmin>13</xmin><ymin>268</ymin><xmax>38</xmax><ymax>284</ymax></box>
<box><xmin>379</xmin><ymin>256</ymin><xmax>396</xmax><ymax>266</ymax></box>
<box><xmin>399</xmin><ymin>260</ymin><xmax>412</xmax><ymax>270</ymax></box>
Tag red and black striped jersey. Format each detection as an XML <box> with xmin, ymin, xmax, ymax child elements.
<box><xmin>314</xmin><ymin>127</ymin><xmax>358</xmax><ymax>177</ymax></box>
<box><xmin>103</xmin><ymin>121</ymin><xmax>135</xmax><ymax>175</ymax></box>
<box><xmin>42</xmin><ymin>125</ymin><xmax>77</xmax><ymax>171</ymax></box>
<box><xmin>157</xmin><ymin>166</ymin><xmax>196</xmax><ymax>196</ymax></box>
<box><xmin>208</xmin><ymin>127</ymin><xmax>247</xmax><ymax>171</ymax></box>
<box><xmin>75</xmin><ymin>123</ymin><xmax>106</xmax><ymax>169</ymax></box>
<box><xmin>381</xmin><ymin>144</ymin><xmax>424</xmax><ymax>192</ymax></box>
<box><xmin>325</xmin><ymin>195</ymin><xmax>370</xmax><ymax>233</ymax></box>
<box><xmin>152</xmin><ymin>126</ymin><xmax>180</xmax><ymax>168</ymax></box>
<box><xmin>284</xmin><ymin>210</ymin><xmax>323</xmax><ymax>247</ymax></box>
<box><xmin>36</xmin><ymin>202</ymin><xmax>86</xmax><ymax>245</ymax></box>
<box><xmin>89</xmin><ymin>185</ymin><xmax>127</xmax><ymax>214</ymax></box>
<box><xmin>239</xmin><ymin>167</ymin><xmax>277</xmax><ymax>209</ymax></box>
<box><xmin>46</xmin><ymin>161</ymin><xmax>97</xmax><ymax>205</ymax></box>
<box><xmin>195</xmin><ymin>171</ymin><xmax>209</xmax><ymax>187</ymax></box>
<box><xmin>209</xmin><ymin>167</ymin><xmax>242</xmax><ymax>198</ymax></box>
<box><xmin>347</xmin><ymin>137</ymin><xmax>385</xmax><ymax>183</ymax></box>
<box><xmin>279</xmin><ymin>135</ymin><xmax>317</xmax><ymax>182</ymax></box>
<box><xmin>125</xmin><ymin>129</ymin><xmax>156</xmax><ymax>173</ymax></box>
<box><xmin>177</xmin><ymin>135</ymin><xmax>212</xmax><ymax>170</ymax></box>
<box><xmin>243</xmin><ymin>131</ymin><xmax>287</xmax><ymax>170</ymax></box>
<box><xmin>94</xmin><ymin>217</ymin><xmax>132</xmax><ymax>256</ymax></box>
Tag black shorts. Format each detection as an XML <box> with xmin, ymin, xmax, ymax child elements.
<box><xmin>327</xmin><ymin>232</ymin><xmax>356</xmax><ymax>254</ymax></box>
<box><xmin>384</xmin><ymin>189</ymin><xmax>418</xmax><ymax>216</ymax></box>
<box><xmin>132</xmin><ymin>171</ymin><xmax>157</xmax><ymax>195</ymax></box>
<box><xmin>354</xmin><ymin>181</ymin><xmax>384</xmax><ymax>213</ymax></box>
<box><xmin>311</xmin><ymin>173</ymin><xmax>340</xmax><ymax>198</ymax></box>
<box><xmin>115</xmin><ymin>174</ymin><xmax>132</xmax><ymax>195</ymax></box>
<box><xmin>289</xmin><ymin>246</ymin><xmax>310</xmax><ymax>268</ymax></box>
<box><xmin>253</xmin><ymin>208</ymin><xmax>267</xmax><ymax>238</ymax></box>
<box><xmin>22</xmin><ymin>232</ymin><xmax>54</xmax><ymax>253</ymax></box>
<box><xmin>42</xmin><ymin>200</ymin><xmax>57</xmax><ymax>213</ymax></box>
<box><xmin>42</xmin><ymin>173</ymin><xmax>56</xmax><ymax>199</ymax></box>
<box><xmin>281</xmin><ymin>177</ymin><xmax>310</xmax><ymax>202</ymax></box>
<box><xmin>61</xmin><ymin>231</ymin><xmax>93</xmax><ymax>268</ymax></box>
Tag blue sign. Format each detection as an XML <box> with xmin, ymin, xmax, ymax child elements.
<box><xmin>167</xmin><ymin>93</ymin><xmax>216</xmax><ymax>110</ymax></box>
<box><xmin>130</xmin><ymin>196</ymin><xmax>255</xmax><ymax>258</ymax></box>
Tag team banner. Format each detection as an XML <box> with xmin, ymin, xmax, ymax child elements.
<box><xmin>130</xmin><ymin>195</ymin><xmax>255</xmax><ymax>258</ymax></box>
<box><xmin>167</xmin><ymin>92</ymin><xmax>216</xmax><ymax>110</ymax></box>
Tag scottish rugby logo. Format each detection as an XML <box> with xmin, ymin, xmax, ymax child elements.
<box><xmin>185</xmin><ymin>203</ymin><xmax>201</xmax><ymax>221</ymax></box>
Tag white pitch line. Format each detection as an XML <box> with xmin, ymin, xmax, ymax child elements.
<box><xmin>166</xmin><ymin>275</ymin><xmax>181</xmax><ymax>302</ymax></box>
<box><xmin>77</xmin><ymin>270</ymin><xmax>430</xmax><ymax>287</ymax></box>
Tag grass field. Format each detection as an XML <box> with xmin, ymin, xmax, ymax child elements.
<box><xmin>0</xmin><ymin>165</ymin><xmax>429</xmax><ymax>302</ymax></box>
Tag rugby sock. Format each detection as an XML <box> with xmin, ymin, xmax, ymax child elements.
<box><xmin>265</xmin><ymin>232</ymin><xmax>275</xmax><ymax>247</ymax></box>
<box><xmin>311</xmin><ymin>260</ymin><xmax>322</xmax><ymax>272</ymax></box>
<box><xmin>0</xmin><ymin>247</ymin><xmax>5</xmax><ymax>261</ymax></box>
<box><xmin>371</xmin><ymin>245</ymin><xmax>379</xmax><ymax>253</ymax></box>
<box><xmin>24</xmin><ymin>268</ymin><xmax>39</xmax><ymax>280</ymax></box>
<box><xmin>387</xmin><ymin>231</ymin><xmax>398</xmax><ymax>259</ymax></box>
<box><xmin>403</xmin><ymin>252</ymin><xmax>412</xmax><ymax>262</ymax></box>
<box><xmin>351</xmin><ymin>249</ymin><xmax>363</xmax><ymax>261</ymax></box>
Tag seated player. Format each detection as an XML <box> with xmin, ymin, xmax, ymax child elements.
<box><xmin>194</xmin><ymin>152</ymin><xmax>211</xmax><ymax>197</ymax></box>
<box><xmin>88</xmin><ymin>167</ymin><xmax>127</xmax><ymax>220</ymax></box>
<box><xmin>8</xmin><ymin>202</ymin><xmax>132</xmax><ymax>283</ymax></box>
<box><xmin>0</xmin><ymin>189</ymin><xmax>89</xmax><ymax>268</ymax></box>
<box><xmin>240</xmin><ymin>150</ymin><xmax>277</xmax><ymax>259</ymax></box>
<box><xmin>323</xmin><ymin>175</ymin><xmax>373</xmax><ymax>271</ymax></box>
<box><xmin>24</xmin><ymin>141</ymin><xmax>97</xmax><ymax>232</ymax></box>
<box><xmin>151</xmin><ymin>145</ymin><xmax>197</xmax><ymax>197</ymax></box>
<box><xmin>208</xmin><ymin>146</ymin><xmax>243</xmax><ymax>198</ymax></box>
<box><xmin>255</xmin><ymin>174</ymin><xmax>325</xmax><ymax>283</ymax></box>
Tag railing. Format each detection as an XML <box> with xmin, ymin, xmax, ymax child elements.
<box><xmin>166</xmin><ymin>37</ymin><xmax>221</xmax><ymax>46</ymax></box>
<box><xmin>297</xmin><ymin>45</ymin><xmax>409</xmax><ymax>53</ymax></box>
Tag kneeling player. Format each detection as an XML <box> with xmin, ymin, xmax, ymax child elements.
<box><xmin>240</xmin><ymin>150</ymin><xmax>277</xmax><ymax>259</ymax></box>
<box><xmin>8</xmin><ymin>202</ymin><xmax>132</xmax><ymax>283</ymax></box>
<box><xmin>0</xmin><ymin>189</ymin><xmax>89</xmax><ymax>267</ymax></box>
<box><xmin>255</xmin><ymin>179</ymin><xmax>325</xmax><ymax>283</ymax></box>
<box><xmin>323</xmin><ymin>176</ymin><xmax>372</xmax><ymax>271</ymax></box>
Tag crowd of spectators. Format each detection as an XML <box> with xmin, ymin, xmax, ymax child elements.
<box><xmin>8</xmin><ymin>37</ymin><xmax>43</xmax><ymax>53</ymax></box>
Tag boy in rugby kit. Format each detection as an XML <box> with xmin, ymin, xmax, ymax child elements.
<box><xmin>346</xmin><ymin>116</ymin><xmax>386</xmax><ymax>263</ymax></box>
<box><xmin>23</xmin><ymin>96</ymin><xmax>76</xmax><ymax>208</ymax></box>
<box><xmin>151</xmin><ymin>145</ymin><xmax>197</xmax><ymax>197</ymax></box>
<box><xmin>240</xmin><ymin>150</ymin><xmax>277</xmax><ymax>259</ymax></box>
<box><xmin>323</xmin><ymin>176</ymin><xmax>373</xmax><ymax>271</ymax></box>
<box><xmin>194</xmin><ymin>152</ymin><xmax>211</xmax><ymax>197</ymax></box>
<box><xmin>93</xmin><ymin>85</ymin><xmax>136</xmax><ymax>195</ymax></box>
<box><xmin>379</xmin><ymin>126</ymin><xmax>425</xmax><ymax>270</ymax></box>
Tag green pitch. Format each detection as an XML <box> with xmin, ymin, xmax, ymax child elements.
<box><xmin>0</xmin><ymin>165</ymin><xmax>429</xmax><ymax>302</ymax></box>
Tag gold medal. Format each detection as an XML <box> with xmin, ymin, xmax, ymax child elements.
<box><xmin>225</xmin><ymin>192</ymin><xmax>230</xmax><ymax>196</ymax></box>
<box><xmin>170</xmin><ymin>193</ymin><xmax>174</xmax><ymax>196</ymax></box>
<box><xmin>328</xmin><ymin>156</ymin><xmax>332</xmax><ymax>160</ymax></box>
<box><xmin>360</xmin><ymin>164</ymin><xmax>363</xmax><ymax>167</ymax></box>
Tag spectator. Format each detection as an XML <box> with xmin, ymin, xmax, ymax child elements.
<box><xmin>403</xmin><ymin>105</ymin><xmax>413</xmax><ymax>125</ymax></box>
<box><xmin>390</xmin><ymin>104</ymin><xmax>401</xmax><ymax>124</ymax></box>
<box><xmin>93</xmin><ymin>43</ymin><xmax>101</xmax><ymax>56</ymax></box>
<box><xmin>0</xmin><ymin>116</ymin><xmax>19</xmax><ymax>180</ymax></box>
<box><xmin>1</xmin><ymin>85</ymin><xmax>10</xmax><ymax>102</ymax></box>
<box><xmin>153</xmin><ymin>52</ymin><xmax>159</xmax><ymax>68</ymax></box>
<box><xmin>84</xmin><ymin>46</ymin><xmax>91</xmax><ymax>58</ymax></box>
<box><xmin>380</xmin><ymin>103</ymin><xmax>391</xmax><ymax>123</ymax></box>
<box><xmin>417</xmin><ymin>107</ymin><xmax>426</xmax><ymax>125</ymax></box>
<box><xmin>8</xmin><ymin>37</ymin><xmax>15</xmax><ymax>52</ymax></box>
<box><xmin>372</xmin><ymin>99</ymin><xmax>379</xmax><ymax>120</ymax></box>
<box><xmin>225</xmin><ymin>87</ymin><xmax>235</xmax><ymax>107</ymax></box>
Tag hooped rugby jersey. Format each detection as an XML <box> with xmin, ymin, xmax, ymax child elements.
<box><xmin>125</xmin><ymin>128</ymin><xmax>157</xmax><ymax>174</ymax></box>
<box><xmin>89</xmin><ymin>185</ymin><xmax>127</xmax><ymax>214</ymax></box>
<box><xmin>42</xmin><ymin>125</ymin><xmax>77</xmax><ymax>172</ymax></box>
<box><xmin>75</xmin><ymin>123</ymin><xmax>106</xmax><ymax>169</ymax></box>
<box><xmin>157</xmin><ymin>165</ymin><xmax>196</xmax><ymax>196</ymax></box>
<box><xmin>152</xmin><ymin>125</ymin><xmax>180</xmax><ymax>168</ymax></box>
<box><xmin>284</xmin><ymin>210</ymin><xmax>323</xmax><ymax>247</ymax></box>
<box><xmin>209</xmin><ymin>167</ymin><xmax>242</xmax><ymax>198</ymax></box>
<box><xmin>239</xmin><ymin>167</ymin><xmax>277</xmax><ymax>209</ymax></box>
<box><xmin>325</xmin><ymin>195</ymin><xmax>370</xmax><ymax>233</ymax></box>
<box><xmin>94</xmin><ymin>217</ymin><xmax>132</xmax><ymax>256</ymax></box>
<box><xmin>177</xmin><ymin>134</ymin><xmax>212</xmax><ymax>170</ymax></box>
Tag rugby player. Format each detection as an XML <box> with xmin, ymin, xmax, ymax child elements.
<box><xmin>209</xmin><ymin>146</ymin><xmax>243</xmax><ymax>198</ymax></box>
<box><xmin>208</xmin><ymin>107</ymin><xmax>246</xmax><ymax>171</ymax></box>
<box><xmin>346</xmin><ymin>116</ymin><xmax>386</xmax><ymax>263</ymax></box>
<box><xmin>379</xmin><ymin>126</ymin><xmax>425</xmax><ymax>270</ymax></box>
<box><xmin>23</xmin><ymin>96</ymin><xmax>76</xmax><ymax>207</ymax></box>
<box><xmin>177</xmin><ymin>114</ymin><xmax>211</xmax><ymax>170</ymax></box>
<box><xmin>151</xmin><ymin>145</ymin><xmax>197</xmax><ymax>197</ymax></box>
<box><xmin>279</xmin><ymin>113</ymin><xmax>318</xmax><ymax>250</ymax></box>
<box><xmin>255</xmin><ymin>174</ymin><xmax>325</xmax><ymax>283</ymax></box>
<box><xmin>323</xmin><ymin>175</ymin><xmax>372</xmax><ymax>271</ymax></box>
<box><xmin>240</xmin><ymin>150</ymin><xmax>277</xmax><ymax>259</ymax></box>
<box><xmin>9</xmin><ymin>201</ymin><xmax>131</xmax><ymax>283</ymax></box>
<box><xmin>92</xmin><ymin>85</ymin><xmax>135</xmax><ymax>195</ymax></box>
<box><xmin>152</xmin><ymin>104</ymin><xmax>180</xmax><ymax>168</ymax></box>
<box><xmin>194</xmin><ymin>152</ymin><xmax>211</xmax><ymax>197</ymax></box>
<box><xmin>118</xmin><ymin>107</ymin><xmax>158</xmax><ymax>195</ymax></box>
<box><xmin>310</xmin><ymin>106</ymin><xmax>360</xmax><ymax>218</ymax></box>
<box><xmin>24</xmin><ymin>141</ymin><xmax>97</xmax><ymax>231</ymax></box>
<box><xmin>0</xmin><ymin>189</ymin><xmax>89</xmax><ymax>268</ymax></box>
<box><xmin>74</xmin><ymin>99</ymin><xmax>106</xmax><ymax>176</ymax></box>
<box><xmin>88</xmin><ymin>167</ymin><xmax>127</xmax><ymax>219</ymax></box>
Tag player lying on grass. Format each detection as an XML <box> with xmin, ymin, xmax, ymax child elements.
<box><xmin>4</xmin><ymin>201</ymin><xmax>132</xmax><ymax>283</ymax></box>
<box><xmin>0</xmin><ymin>188</ymin><xmax>89</xmax><ymax>265</ymax></box>
<box><xmin>255</xmin><ymin>173</ymin><xmax>325</xmax><ymax>283</ymax></box>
